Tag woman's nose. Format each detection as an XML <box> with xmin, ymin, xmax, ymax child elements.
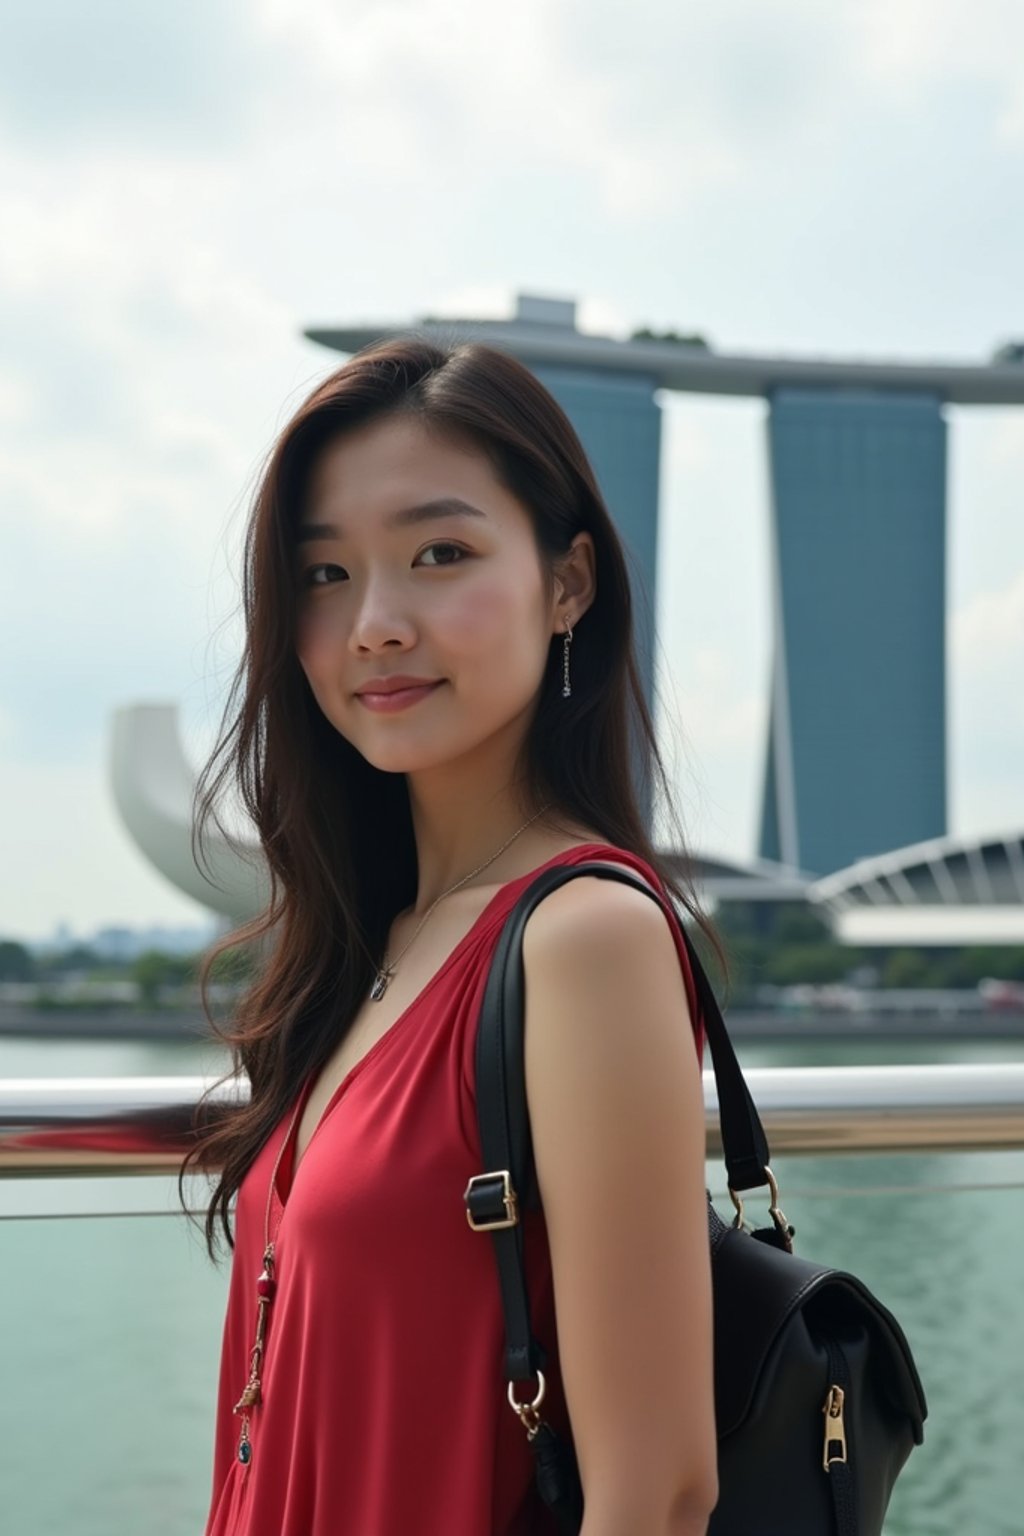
<box><xmin>347</xmin><ymin>573</ymin><xmax>417</xmax><ymax>653</ymax></box>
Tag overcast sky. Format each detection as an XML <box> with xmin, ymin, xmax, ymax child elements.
<box><xmin>1</xmin><ymin>0</ymin><xmax>1023</xmax><ymax>943</ymax></box>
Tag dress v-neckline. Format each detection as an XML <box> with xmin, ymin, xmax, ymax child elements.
<box><xmin>272</xmin><ymin>840</ymin><xmax>622</xmax><ymax>1208</ymax></box>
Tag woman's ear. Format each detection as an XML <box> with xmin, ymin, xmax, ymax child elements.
<box><xmin>553</xmin><ymin>532</ymin><xmax>597</xmax><ymax>625</ymax></box>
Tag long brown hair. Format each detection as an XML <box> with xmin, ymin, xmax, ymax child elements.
<box><xmin>178</xmin><ymin>334</ymin><xmax>730</xmax><ymax>1261</ymax></box>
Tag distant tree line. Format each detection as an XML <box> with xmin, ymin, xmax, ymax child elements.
<box><xmin>4</xmin><ymin>904</ymin><xmax>1024</xmax><ymax>1010</ymax></box>
<box><xmin>685</xmin><ymin>902</ymin><xmax>1024</xmax><ymax>1003</ymax></box>
<box><xmin>631</xmin><ymin>326</ymin><xmax>710</xmax><ymax>348</ymax></box>
<box><xmin>0</xmin><ymin>938</ymin><xmax>258</xmax><ymax>1007</ymax></box>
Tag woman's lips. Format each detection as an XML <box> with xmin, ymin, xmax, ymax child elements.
<box><xmin>356</xmin><ymin>681</ymin><xmax>443</xmax><ymax>712</ymax></box>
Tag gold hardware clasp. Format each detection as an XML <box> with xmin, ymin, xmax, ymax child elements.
<box><xmin>507</xmin><ymin>1370</ymin><xmax>547</xmax><ymax>1438</ymax></box>
<box><xmin>464</xmin><ymin>1169</ymin><xmax>519</xmax><ymax>1231</ymax></box>
<box><xmin>728</xmin><ymin>1166</ymin><xmax>793</xmax><ymax>1251</ymax></box>
<box><xmin>822</xmin><ymin>1384</ymin><xmax>848</xmax><ymax>1470</ymax></box>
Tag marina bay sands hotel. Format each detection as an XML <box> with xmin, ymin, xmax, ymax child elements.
<box><xmin>305</xmin><ymin>294</ymin><xmax>1024</xmax><ymax>875</ymax></box>
<box><xmin>111</xmin><ymin>294</ymin><xmax>1024</xmax><ymax>944</ymax></box>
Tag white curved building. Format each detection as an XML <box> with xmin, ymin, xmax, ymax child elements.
<box><xmin>111</xmin><ymin>702</ymin><xmax>1022</xmax><ymax>944</ymax></box>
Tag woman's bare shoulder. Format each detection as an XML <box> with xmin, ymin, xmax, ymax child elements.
<box><xmin>521</xmin><ymin>859</ymin><xmax>671</xmax><ymax>962</ymax></box>
<box><xmin>518</xmin><ymin>855</ymin><xmax>716</xmax><ymax>1519</ymax></box>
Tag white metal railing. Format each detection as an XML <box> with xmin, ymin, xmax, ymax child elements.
<box><xmin>1</xmin><ymin>1064</ymin><xmax>1022</xmax><ymax>1178</ymax></box>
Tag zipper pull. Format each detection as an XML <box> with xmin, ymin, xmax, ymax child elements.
<box><xmin>822</xmin><ymin>1384</ymin><xmax>848</xmax><ymax>1470</ymax></box>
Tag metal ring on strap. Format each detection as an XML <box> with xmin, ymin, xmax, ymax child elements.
<box><xmin>728</xmin><ymin>1166</ymin><xmax>793</xmax><ymax>1250</ymax></box>
<box><xmin>507</xmin><ymin>1369</ymin><xmax>546</xmax><ymax>1435</ymax></box>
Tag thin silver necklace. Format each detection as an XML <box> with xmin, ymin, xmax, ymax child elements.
<box><xmin>369</xmin><ymin>802</ymin><xmax>552</xmax><ymax>1001</ymax></box>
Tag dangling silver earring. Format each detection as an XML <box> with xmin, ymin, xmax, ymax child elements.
<box><xmin>562</xmin><ymin>617</ymin><xmax>573</xmax><ymax>698</ymax></box>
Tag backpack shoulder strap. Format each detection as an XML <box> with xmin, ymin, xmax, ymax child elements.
<box><xmin>464</xmin><ymin>859</ymin><xmax>772</xmax><ymax>1382</ymax></box>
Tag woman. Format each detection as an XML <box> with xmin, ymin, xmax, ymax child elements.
<box><xmin>182</xmin><ymin>336</ymin><xmax>726</xmax><ymax>1536</ymax></box>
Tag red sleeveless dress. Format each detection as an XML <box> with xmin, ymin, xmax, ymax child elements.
<box><xmin>203</xmin><ymin>842</ymin><xmax>706</xmax><ymax>1536</ymax></box>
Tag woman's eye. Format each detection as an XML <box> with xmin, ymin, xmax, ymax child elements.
<box><xmin>301</xmin><ymin>543</ymin><xmax>467</xmax><ymax>586</ymax></box>
<box><xmin>303</xmin><ymin>563</ymin><xmax>345</xmax><ymax>586</ymax></box>
<box><xmin>416</xmin><ymin>542</ymin><xmax>467</xmax><ymax>567</ymax></box>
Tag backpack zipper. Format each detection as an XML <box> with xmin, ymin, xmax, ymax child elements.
<box><xmin>823</xmin><ymin>1383</ymin><xmax>848</xmax><ymax>1469</ymax></box>
<box><xmin>822</xmin><ymin>1341</ymin><xmax>851</xmax><ymax>1472</ymax></box>
<box><xmin>822</xmin><ymin>1340</ymin><xmax>860</xmax><ymax>1535</ymax></box>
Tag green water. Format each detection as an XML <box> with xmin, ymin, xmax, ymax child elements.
<box><xmin>1</xmin><ymin>1033</ymin><xmax>1021</xmax><ymax>1535</ymax></box>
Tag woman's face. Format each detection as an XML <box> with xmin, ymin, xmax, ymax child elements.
<box><xmin>294</xmin><ymin>412</ymin><xmax>568</xmax><ymax>779</ymax></box>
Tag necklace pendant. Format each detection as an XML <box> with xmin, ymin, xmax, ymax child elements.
<box><xmin>370</xmin><ymin>967</ymin><xmax>391</xmax><ymax>1002</ymax></box>
<box><xmin>364</xmin><ymin>805</ymin><xmax>551</xmax><ymax>1006</ymax></box>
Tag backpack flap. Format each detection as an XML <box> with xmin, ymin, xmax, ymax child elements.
<box><xmin>708</xmin><ymin>1202</ymin><xmax>927</xmax><ymax>1443</ymax></box>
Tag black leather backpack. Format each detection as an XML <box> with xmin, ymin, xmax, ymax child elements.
<box><xmin>463</xmin><ymin>861</ymin><xmax>927</xmax><ymax>1535</ymax></box>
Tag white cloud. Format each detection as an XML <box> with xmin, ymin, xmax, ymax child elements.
<box><xmin>0</xmin><ymin>747</ymin><xmax>211</xmax><ymax>943</ymax></box>
<box><xmin>953</xmin><ymin>568</ymin><xmax>1024</xmax><ymax>665</ymax></box>
<box><xmin>0</xmin><ymin>364</ymin><xmax>36</xmax><ymax>423</ymax></box>
<box><xmin>427</xmin><ymin>284</ymin><xmax>516</xmax><ymax>322</ymax></box>
<box><xmin>854</xmin><ymin>0</ymin><xmax>1024</xmax><ymax>106</ymax></box>
<box><xmin>1</xmin><ymin>0</ymin><xmax>1023</xmax><ymax>934</ymax></box>
<box><xmin>989</xmin><ymin>414</ymin><xmax>1024</xmax><ymax>466</ymax></box>
<box><xmin>672</xmin><ymin>647</ymin><xmax>765</xmax><ymax>753</ymax></box>
<box><xmin>0</xmin><ymin>0</ymin><xmax>270</xmax><ymax>150</ymax></box>
<box><xmin>656</xmin><ymin>638</ymin><xmax>768</xmax><ymax>859</ymax></box>
<box><xmin>945</xmin><ymin>564</ymin><xmax>1024</xmax><ymax>837</ymax></box>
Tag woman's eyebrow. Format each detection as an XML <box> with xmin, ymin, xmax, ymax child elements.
<box><xmin>296</xmin><ymin>497</ymin><xmax>487</xmax><ymax>543</ymax></box>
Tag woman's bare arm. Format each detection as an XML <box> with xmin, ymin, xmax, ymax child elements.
<box><xmin>522</xmin><ymin>876</ymin><xmax>718</xmax><ymax>1536</ymax></box>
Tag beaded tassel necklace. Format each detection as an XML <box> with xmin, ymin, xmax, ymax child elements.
<box><xmin>232</xmin><ymin>1090</ymin><xmax>306</xmax><ymax>1467</ymax></box>
<box><xmin>230</xmin><ymin>800</ymin><xmax>555</xmax><ymax>1467</ymax></box>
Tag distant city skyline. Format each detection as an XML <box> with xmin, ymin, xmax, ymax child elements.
<box><xmin>314</xmin><ymin>295</ymin><xmax>1024</xmax><ymax>879</ymax></box>
<box><xmin>21</xmin><ymin>919</ymin><xmax>220</xmax><ymax>960</ymax></box>
<box><xmin>2</xmin><ymin>2</ymin><xmax>1023</xmax><ymax>940</ymax></box>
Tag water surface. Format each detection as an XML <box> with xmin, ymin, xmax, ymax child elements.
<box><xmin>2</xmin><ymin>1033</ymin><xmax>1020</xmax><ymax>1535</ymax></box>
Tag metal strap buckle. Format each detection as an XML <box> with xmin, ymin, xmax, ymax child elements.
<box><xmin>464</xmin><ymin>1169</ymin><xmax>519</xmax><ymax>1231</ymax></box>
